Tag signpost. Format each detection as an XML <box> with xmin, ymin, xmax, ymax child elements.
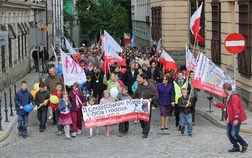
<box><xmin>224</xmin><ymin>33</ymin><xmax>246</xmax><ymax>90</ymax></box>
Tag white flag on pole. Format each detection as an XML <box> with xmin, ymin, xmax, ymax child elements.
<box><xmin>64</xmin><ymin>37</ymin><xmax>77</xmax><ymax>54</ymax></box>
<box><xmin>61</xmin><ymin>49</ymin><xmax>86</xmax><ymax>86</ymax></box>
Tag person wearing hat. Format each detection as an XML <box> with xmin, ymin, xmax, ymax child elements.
<box><xmin>35</xmin><ymin>83</ymin><xmax>51</xmax><ymax>132</ymax></box>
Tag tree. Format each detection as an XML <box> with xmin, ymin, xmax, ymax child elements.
<box><xmin>76</xmin><ymin>0</ymin><xmax>131</xmax><ymax>39</ymax></box>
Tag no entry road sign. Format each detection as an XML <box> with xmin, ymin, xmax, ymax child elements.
<box><xmin>224</xmin><ymin>33</ymin><xmax>245</xmax><ymax>54</ymax></box>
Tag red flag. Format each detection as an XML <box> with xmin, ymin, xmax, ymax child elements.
<box><xmin>160</xmin><ymin>50</ymin><xmax>178</xmax><ymax>78</ymax></box>
<box><xmin>190</xmin><ymin>3</ymin><xmax>205</xmax><ymax>43</ymax></box>
<box><xmin>124</xmin><ymin>33</ymin><xmax>131</xmax><ymax>45</ymax></box>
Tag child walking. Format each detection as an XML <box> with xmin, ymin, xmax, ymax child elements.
<box><xmin>58</xmin><ymin>91</ymin><xmax>72</xmax><ymax>140</ymax></box>
<box><xmin>178</xmin><ymin>88</ymin><xmax>192</xmax><ymax>136</ymax></box>
<box><xmin>87</xmin><ymin>98</ymin><xmax>99</xmax><ymax>138</ymax></box>
<box><xmin>118</xmin><ymin>86</ymin><xmax>131</xmax><ymax>137</ymax></box>
<box><xmin>14</xmin><ymin>81</ymin><xmax>34</xmax><ymax>137</ymax></box>
<box><xmin>69</xmin><ymin>82</ymin><xmax>86</xmax><ymax>137</ymax></box>
<box><xmin>50</xmin><ymin>83</ymin><xmax>64</xmax><ymax>135</ymax></box>
<box><xmin>100</xmin><ymin>90</ymin><xmax>115</xmax><ymax>137</ymax></box>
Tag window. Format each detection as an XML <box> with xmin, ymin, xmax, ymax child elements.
<box><xmin>17</xmin><ymin>23</ymin><xmax>25</xmax><ymax>59</ymax></box>
<box><xmin>151</xmin><ymin>6</ymin><xmax>161</xmax><ymax>41</ymax></box>
<box><xmin>7</xmin><ymin>24</ymin><xmax>16</xmax><ymax>67</ymax></box>
<box><xmin>198</xmin><ymin>0</ymin><xmax>205</xmax><ymax>47</ymax></box>
<box><xmin>238</xmin><ymin>0</ymin><xmax>251</xmax><ymax>75</ymax></box>
<box><xmin>1</xmin><ymin>25</ymin><xmax>6</xmax><ymax>72</ymax></box>
<box><xmin>211</xmin><ymin>0</ymin><xmax>221</xmax><ymax>64</ymax></box>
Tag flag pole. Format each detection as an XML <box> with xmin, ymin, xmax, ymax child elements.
<box><xmin>187</xmin><ymin>32</ymin><xmax>198</xmax><ymax>101</ymax></box>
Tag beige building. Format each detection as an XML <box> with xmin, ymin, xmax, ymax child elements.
<box><xmin>0</xmin><ymin>0</ymin><xmax>53</xmax><ymax>91</ymax></box>
<box><xmin>150</xmin><ymin>0</ymin><xmax>252</xmax><ymax>110</ymax></box>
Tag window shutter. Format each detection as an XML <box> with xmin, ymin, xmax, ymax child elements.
<box><xmin>211</xmin><ymin>0</ymin><xmax>221</xmax><ymax>64</ymax></box>
<box><xmin>238</xmin><ymin>0</ymin><xmax>251</xmax><ymax>75</ymax></box>
<box><xmin>198</xmin><ymin>0</ymin><xmax>205</xmax><ymax>47</ymax></box>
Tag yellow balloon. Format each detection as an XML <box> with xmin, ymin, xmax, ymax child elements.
<box><xmin>33</xmin><ymin>83</ymin><xmax>40</xmax><ymax>91</ymax></box>
<box><xmin>30</xmin><ymin>90</ymin><xmax>37</xmax><ymax>99</ymax></box>
<box><xmin>50</xmin><ymin>95</ymin><xmax>59</xmax><ymax>104</ymax></box>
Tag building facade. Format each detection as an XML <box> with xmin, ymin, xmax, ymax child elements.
<box><xmin>149</xmin><ymin>0</ymin><xmax>252</xmax><ymax>111</ymax></box>
<box><xmin>131</xmin><ymin>0</ymin><xmax>151</xmax><ymax>47</ymax></box>
<box><xmin>0</xmin><ymin>0</ymin><xmax>53</xmax><ymax>91</ymax></box>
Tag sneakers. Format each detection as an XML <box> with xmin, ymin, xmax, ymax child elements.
<box><xmin>39</xmin><ymin>128</ymin><xmax>44</xmax><ymax>132</ymax></box>
<box><xmin>192</xmin><ymin>121</ymin><xmax>195</xmax><ymax>126</ymax></box>
<box><xmin>118</xmin><ymin>133</ymin><xmax>123</xmax><ymax>137</ymax></box>
<box><xmin>88</xmin><ymin>135</ymin><xmax>92</xmax><ymax>138</ymax></box>
<box><xmin>152</xmin><ymin>107</ymin><xmax>156</xmax><ymax>110</ymax></box>
<box><xmin>66</xmin><ymin>136</ymin><xmax>71</xmax><ymax>140</ymax></box>
<box><xmin>58</xmin><ymin>131</ymin><xmax>64</xmax><ymax>136</ymax></box>
<box><xmin>134</xmin><ymin>120</ymin><xmax>138</xmax><ymax>124</ymax></box>
<box><xmin>228</xmin><ymin>148</ymin><xmax>240</xmax><ymax>152</ymax></box>
<box><xmin>241</xmin><ymin>144</ymin><xmax>248</xmax><ymax>153</ymax></box>
<box><xmin>22</xmin><ymin>132</ymin><xmax>27</xmax><ymax>137</ymax></box>
<box><xmin>18</xmin><ymin>131</ymin><xmax>23</xmax><ymax>136</ymax></box>
<box><xmin>180</xmin><ymin>126</ymin><xmax>185</xmax><ymax>135</ymax></box>
<box><xmin>48</xmin><ymin>115</ymin><xmax>53</xmax><ymax>120</ymax></box>
<box><xmin>71</xmin><ymin>132</ymin><xmax>77</xmax><ymax>137</ymax></box>
<box><xmin>142</xmin><ymin>133</ymin><xmax>148</xmax><ymax>138</ymax></box>
<box><xmin>77</xmin><ymin>129</ymin><xmax>82</xmax><ymax>135</ymax></box>
<box><xmin>188</xmin><ymin>134</ymin><xmax>192</xmax><ymax>137</ymax></box>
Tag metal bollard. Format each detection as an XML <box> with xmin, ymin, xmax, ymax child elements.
<box><xmin>4</xmin><ymin>91</ymin><xmax>9</xmax><ymax>122</ymax></box>
<box><xmin>9</xmin><ymin>87</ymin><xmax>14</xmax><ymax>116</ymax></box>
<box><xmin>14</xmin><ymin>84</ymin><xmax>17</xmax><ymax>95</ymax></box>
<box><xmin>0</xmin><ymin>97</ymin><xmax>3</xmax><ymax>131</ymax></box>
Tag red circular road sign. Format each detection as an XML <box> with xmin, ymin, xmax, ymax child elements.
<box><xmin>224</xmin><ymin>33</ymin><xmax>246</xmax><ymax>54</ymax></box>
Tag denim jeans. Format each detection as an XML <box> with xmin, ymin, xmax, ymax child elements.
<box><xmin>226</xmin><ymin>123</ymin><xmax>247</xmax><ymax>149</ymax></box>
<box><xmin>18</xmin><ymin>115</ymin><xmax>28</xmax><ymax>133</ymax></box>
<box><xmin>179</xmin><ymin>113</ymin><xmax>193</xmax><ymax>134</ymax></box>
<box><xmin>37</xmin><ymin>110</ymin><xmax>47</xmax><ymax>129</ymax></box>
<box><xmin>54</xmin><ymin>109</ymin><xmax>63</xmax><ymax>132</ymax></box>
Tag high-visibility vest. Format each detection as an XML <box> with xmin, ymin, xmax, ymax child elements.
<box><xmin>173</xmin><ymin>81</ymin><xmax>188</xmax><ymax>104</ymax></box>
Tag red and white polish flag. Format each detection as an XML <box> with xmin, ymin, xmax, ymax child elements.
<box><xmin>124</xmin><ymin>33</ymin><xmax>132</xmax><ymax>45</ymax></box>
<box><xmin>160</xmin><ymin>50</ymin><xmax>178</xmax><ymax>75</ymax></box>
<box><xmin>190</xmin><ymin>3</ymin><xmax>204</xmax><ymax>43</ymax></box>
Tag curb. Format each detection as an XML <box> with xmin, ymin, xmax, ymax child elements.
<box><xmin>0</xmin><ymin>116</ymin><xmax>18</xmax><ymax>142</ymax></box>
<box><xmin>196</xmin><ymin>109</ymin><xmax>252</xmax><ymax>134</ymax></box>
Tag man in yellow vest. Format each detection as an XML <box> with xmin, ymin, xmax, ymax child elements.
<box><xmin>173</xmin><ymin>71</ymin><xmax>191</xmax><ymax>127</ymax></box>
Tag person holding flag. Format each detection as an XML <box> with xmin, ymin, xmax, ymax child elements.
<box><xmin>173</xmin><ymin>71</ymin><xmax>191</xmax><ymax>128</ymax></box>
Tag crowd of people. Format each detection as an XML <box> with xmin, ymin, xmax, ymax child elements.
<box><xmin>13</xmin><ymin>44</ymin><xmax>248</xmax><ymax>152</ymax></box>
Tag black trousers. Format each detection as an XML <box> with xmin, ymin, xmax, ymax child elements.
<box><xmin>140</xmin><ymin>110</ymin><xmax>152</xmax><ymax>134</ymax></box>
<box><xmin>175</xmin><ymin>104</ymin><xmax>180</xmax><ymax>126</ymax></box>
<box><xmin>190</xmin><ymin>97</ymin><xmax>197</xmax><ymax>122</ymax></box>
<box><xmin>119</xmin><ymin>121</ymin><xmax>129</xmax><ymax>133</ymax></box>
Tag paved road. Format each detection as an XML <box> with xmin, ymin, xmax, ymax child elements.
<box><xmin>0</xmin><ymin>107</ymin><xmax>251</xmax><ymax>158</ymax></box>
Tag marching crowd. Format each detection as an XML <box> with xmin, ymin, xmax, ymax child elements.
<box><xmin>14</xmin><ymin>44</ymin><xmax>248</xmax><ymax>152</ymax></box>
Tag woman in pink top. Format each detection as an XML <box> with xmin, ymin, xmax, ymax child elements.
<box><xmin>100</xmin><ymin>90</ymin><xmax>115</xmax><ymax>136</ymax></box>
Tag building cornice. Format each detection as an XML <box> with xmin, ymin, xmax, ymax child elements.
<box><xmin>0</xmin><ymin>1</ymin><xmax>45</xmax><ymax>10</ymax></box>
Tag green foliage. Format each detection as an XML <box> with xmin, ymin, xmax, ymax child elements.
<box><xmin>76</xmin><ymin>0</ymin><xmax>131</xmax><ymax>39</ymax></box>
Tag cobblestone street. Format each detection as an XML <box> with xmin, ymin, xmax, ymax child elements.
<box><xmin>0</xmin><ymin>107</ymin><xmax>251</xmax><ymax>158</ymax></box>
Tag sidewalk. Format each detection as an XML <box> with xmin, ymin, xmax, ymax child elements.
<box><xmin>196</xmin><ymin>91</ymin><xmax>252</xmax><ymax>134</ymax></box>
<box><xmin>0</xmin><ymin>71</ymin><xmax>39</xmax><ymax>142</ymax></box>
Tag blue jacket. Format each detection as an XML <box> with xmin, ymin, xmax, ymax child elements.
<box><xmin>14</xmin><ymin>89</ymin><xmax>34</xmax><ymax>115</ymax></box>
<box><xmin>58</xmin><ymin>98</ymin><xmax>72</xmax><ymax>113</ymax></box>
